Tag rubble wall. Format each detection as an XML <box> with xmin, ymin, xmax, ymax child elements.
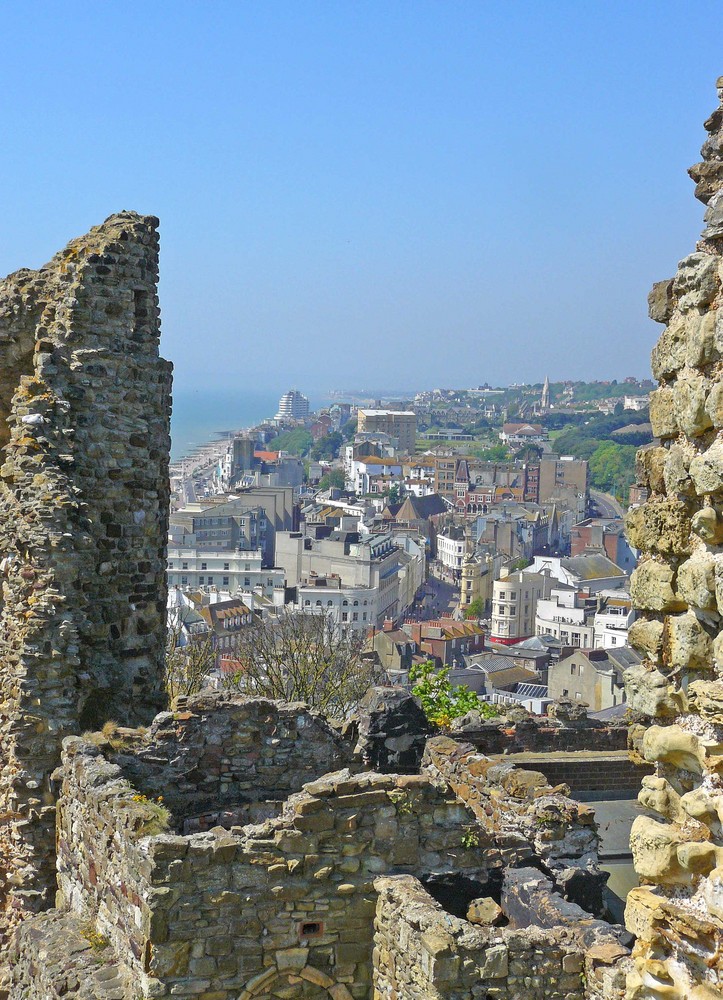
<box><xmin>0</xmin><ymin>212</ymin><xmax>172</xmax><ymax>936</ymax></box>
<box><xmin>372</xmin><ymin>874</ymin><xmax>627</xmax><ymax>1000</ymax></box>
<box><xmin>422</xmin><ymin>737</ymin><xmax>599</xmax><ymax>871</ymax></box>
<box><xmin>118</xmin><ymin>693</ymin><xmax>355</xmax><ymax>821</ymax></box>
<box><xmin>624</xmin><ymin>78</ymin><xmax>723</xmax><ymax>997</ymax></box>
<box><xmin>14</xmin><ymin>732</ymin><xmax>494</xmax><ymax>1000</ymax></box>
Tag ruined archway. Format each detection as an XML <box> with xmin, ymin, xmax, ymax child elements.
<box><xmin>239</xmin><ymin>961</ymin><xmax>353</xmax><ymax>1000</ymax></box>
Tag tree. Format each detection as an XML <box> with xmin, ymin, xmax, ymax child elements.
<box><xmin>318</xmin><ymin>468</ymin><xmax>345</xmax><ymax>490</ymax></box>
<box><xmin>386</xmin><ymin>483</ymin><xmax>400</xmax><ymax>506</ymax></box>
<box><xmin>311</xmin><ymin>431</ymin><xmax>343</xmax><ymax>461</ymax></box>
<box><xmin>463</xmin><ymin>597</ymin><xmax>485</xmax><ymax>620</ymax></box>
<box><xmin>408</xmin><ymin>660</ymin><xmax>499</xmax><ymax>728</ymax></box>
<box><xmin>164</xmin><ymin>606</ymin><xmax>217</xmax><ymax>702</ymax></box>
<box><xmin>268</xmin><ymin>428</ymin><xmax>313</xmax><ymax>455</ymax></box>
<box><xmin>222</xmin><ymin>608</ymin><xmax>381</xmax><ymax>717</ymax></box>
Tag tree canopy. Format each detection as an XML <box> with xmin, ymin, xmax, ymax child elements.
<box><xmin>222</xmin><ymin>608</ymin><xmax>380</xmax><ymax>717</ymax></box>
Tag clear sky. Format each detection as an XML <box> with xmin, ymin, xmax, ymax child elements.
<box><xmin>1</xmin><ymin>2</ymin><xmax>721</xmax><ymax>394</ymax></box>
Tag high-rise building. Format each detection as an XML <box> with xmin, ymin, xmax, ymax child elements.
<box><xmin>275</xmin><ymin>389</ymin><xmax>309</xmax><ymax>421</ymax></box>
<box><xmin>357</xmin><ymin>409</ymin><xmax>417</xmax><ymax>454</ymax></box>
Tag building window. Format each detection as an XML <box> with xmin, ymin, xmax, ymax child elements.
<box><xmin>181</xmin><ymin>576</ymin><xmax>188</xmax><ymax>585</ymax></box>
<box><xmin>562</xmin><ymin>688</ymin><xmax>569</xmax><ymax>696</ymax></box>
<box><xmin>327</xmin><ymin>600</ymin><xmax>333</xmax><ymax>606</ymax></box>
<box><xmin>208</xmin><ymin>576</ymin><xmax>214</xmax><ymax>584</ymax></box>
<box><xmin>182</xmin><ymin>562</ymin><xmax>188</xmax><ymax>570</ymax></box>
<box><xmin>353</xmin><ymin>612</ymin><xmax>358</xmax><ymax>622</ymax></box>
<box><xmin>168</xmin><ymin>562</ymin><xmax>174</xmax><ymax>569</ymax></box>
<box><xmin>316</xmin><ymin>600</ymin><xmax>322</xmax><ymax>606</ymax></box>
<box><xmin>223</xmin><ymin>576</ymin><xmax>229</xmax><ymax>586</ymax></box>
<box><xmin>199</xmin><ymin>576</ymin><xmax>204</xmax><ymax>584</ymax></box>
<box><xmin>342</xmin><ymin>612</ymin><xmax>348</xmax><ymax>622</ymax></box>
<box><xmin>571</xmin><ymin>664</ymin><xmax>577</xmax><ymax>675</ymax></box>
<box><xmin>244</xmin><ymin>578</ymin><xmax>250</xmax><ymax>586</ymax></box>
<box><xmin>343</xmin><ymin>600</ymin><xmax>348</xmax><ymax>606</ymax></box>
<box><xmin>224</xmin><ymin>562</ymin><xmax>230</xmax><ymax>571</ymax></box>
<box><xmin>363</xmin><ymin>612</ymin><xmax>367</xmax><ymax>621</ymax></box>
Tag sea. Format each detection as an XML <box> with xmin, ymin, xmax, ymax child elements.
<box><xmin>170</xmin><ymin>388</ymin><xmax>326</xmax><ymax>462</ymax></box>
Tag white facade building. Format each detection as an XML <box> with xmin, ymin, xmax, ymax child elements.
<box><xmin>297</xmin><ymin>582</ymin><xmax>377</xmax><ymax>633</ymax></box>
<box><xmin>167</xmin><ymin>546</ymin><xmax>285</xmax><ymax>599</ymax></box>
<box><xmin>275</xmin><ymin>389</ymin><xmax>309</xmax><ymax>421</ymax></box>
<box><xmin>437</xmin><ymin>530</ymin><xmax>466</xmax><ymax>574</ymax></box>
<box><xmin>490</xmin><ymin>570</ymin><xmax>554</xmax><ymax>645</ymax></box>
<box><xmin>593</xmin><ymin>592</ymin><xmax>634</xmax><ymax>648</ymax></box>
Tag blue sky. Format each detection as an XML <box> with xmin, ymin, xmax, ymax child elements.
<box><xmin>1</xmin><ymin>2</ymin><xmax>721</xmax><ymax>394</ymax></box>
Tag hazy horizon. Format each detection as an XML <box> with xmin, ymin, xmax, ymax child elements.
<box><xmin>2</xmin><ymin>3</ymin><xmax>721</xmax><ymax>394</ymax></box>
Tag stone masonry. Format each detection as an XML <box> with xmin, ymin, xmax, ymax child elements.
<box><xmin>9</xmin><ymin>692</ymin><xmax>630</xmax><ymax>999</ymax></box>
<box><xmin>0</xmin><ymin>213</ymin><xmax>172</xmax><ymax>942</ymax></box>
<box><xmin>625</xmin><ymin>78</ymin><xmax>723</xmax><ymax>998</ymax></box>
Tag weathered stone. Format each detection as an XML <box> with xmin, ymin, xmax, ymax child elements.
<box><xmin>630</xmin><ymin>560</ymin><xmax>686</xmax><ymax>613</ymax></box>
<box><xmin>690</xmin><ymin>437</ymin><xmax>723</xmax><ymax>495</ymax></box>
<box><xmin>466</xmin><ymin>897</ymin><xmax>504</xmax><ymax>926</ymax></box>
<box><xmin>648</xmin><ymin>278</ymin><xmax>675</xmax><ymax>324</ymax></box>
<box><xmin>630</xmin><ymin>816</ymin><xmax>686</xmax><ymax>883</ymax></box>
<box><xmin>662</xmin><ymin>610</ymin><xmax>713</xmax><ymax>672</ymax></box>
<box><xmin>676</xmin><ymin>550</ymin><xmax>717</xmax><ymax>612</ymax></box>
<box><xmin>691</xmin><ymin>503</ymin><xmax>723</xmax><ymax>544</ymax></box>
<box><xmin>0</xmin><ymin>213</ymin><xmax>172</xmax><ymax>939</ymax></box>
<box><xmin>663</xmin><ymin>443</ymin><xmax>696</xmax><ymax>496</ymax></box>
<box><xmin>625</xmin><ymin>496</ymin><xmax>692</xmax><ymax>557</ymax></box>
<box><xmin>673</xmin><ymin>252</ymin><xmax>719</xmax><ymax>312</ymax></box>
<box><xmin>628</xmin><ymin>617</ymin><xmax>665</xmax><ymax>661</ymax></box>
<box><xmin>673</xmin><ymin>369</ymin><xmax>713</xmax><ymax>437</ymax></box>
<box><xmin>636</xmin><ymin>444</ymin><xmax>668</xmax><ymax>494</ymax></box>
<box><xmin>624</xmin><ymin>663</ymin><xmax>686</xmax><ymax>718</ymax></box>
<box><xmin>648</xmin><ymin>385</ymin><xmax>679</xmax><ymax>440</ymax></box>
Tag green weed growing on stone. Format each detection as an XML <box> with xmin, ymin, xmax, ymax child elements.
<box><xmin>461</xmin><ymin>828</ymin><xmax>480</xmax><ymax>849</ymax></box>
<box><xmin>387</xmin><ymin>790</ymin><xmax>414</xmax><ymax>816</ymax></box>
<box><xmin>409</xmin><ymin>660</ymin><xmax>499</xmax><ymax>729</ymax></box>
<box><xmin>81</xmin><ymin>924</ymin><xmax>109</xmax><ymax>953</ymax></box>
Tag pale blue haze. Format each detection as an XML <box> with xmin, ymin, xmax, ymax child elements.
<box><xmin>1</xmin><ymin>3</ymin><xmax>721</xmax><ymax>393</ymax></box>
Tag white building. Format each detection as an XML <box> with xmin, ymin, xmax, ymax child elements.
<box><xmin>490</xmin><ymin>570</ymin><xmax>555</xmax><ymax>645</ymax></box>
<box><xmin>167</xmin><ymin>545</ymin><xmax>285</xmax><ymax>600</ymax></box>
<box><xmin>593</xmin><ymin>591</ymin><xmax>634</xmax><ymax>648</ymax></box>
<box><xmin>437</xmin><ymin>528</ymin><xmax>467</xmax><ymax>575</ymax></box>
<box><xmin>623</xmin><ymin>395</ymin><xmax>650</xmax><ymax>411</ymax></box>
<box><xmin>529</xmin><ymin>554</ymin><xmax>628</xmax><ymax>594</ymax></box>
<box><xmin>535</xmin><ymin>585</ymin><xmax>595</xmax><ymax>649</ymax></box>
<box><xmin>275</xmin><ymin>389</ymin><xmax>309</xmax><ymax>421</ymax></box>
<box><xmin>297</xmin><ymin>580</ymin><xmax>377</xmax><ymax>632</ymax></box>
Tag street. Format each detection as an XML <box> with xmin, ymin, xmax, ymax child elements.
<box><xmin>590</xmin><ymin>488</ymin><xmax>624</xmax><ymax>520</ymax></box>
<box><xmin>405</xmin><ymin>575</ymin><xmax>459</xmax><ymax>621</ymax></box>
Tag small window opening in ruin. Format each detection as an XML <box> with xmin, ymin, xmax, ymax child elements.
<box><xmin>299</xmin><ymin>921</ymin><xmax>323</xmax><ymax>938</ymax></box>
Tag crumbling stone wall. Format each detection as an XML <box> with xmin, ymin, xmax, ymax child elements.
<box><xmin>373</xmin><ymin>873</ymin><xmax>628</xmax><ymax>1000</ymax></box>
<box><xmin>13</xmin><ymin>729</ymin><xmax>491</xmax><ymax>1000</ymax></box>
<box><xmin>625</xmin><ymin>78</ymin><xmax>723</xmax><ymax>998</ymax></box>
<box><xmin>117</xmin><ymin>693</ymin><xmax>355</xmax><ymax>826</ymax></box>
<box><xmin>423</xmin><ymin>736</ymin><xmax>606</xmax><ymax>913</ymax></box>
<box><xmin>0</xmin><ymin>212</ymin><xmax>172</xmax><ymax>937</ymax></box>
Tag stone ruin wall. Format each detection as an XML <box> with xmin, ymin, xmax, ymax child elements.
<box><xmin>0</xmin><ymin>212</ymin><xmax>172</xmax><ymax>940</ymax></box>
<box><xmin>9</xmin><ymin>692</ymin><xmax>631</xmax><ymax>999</ymax></box>
<box><xmin>624</xmin><ymin>78</ymin><xmax>723</xmax><ymax>998</ymax></box>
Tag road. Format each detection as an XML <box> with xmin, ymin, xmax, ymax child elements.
<box><xmin>590</xmin><ymin>488</ymin><xmax>624</xmax><ymax>519</ymax></box>
<box><xmin>405</xmin><ymin>576</ymin><xmax>459</xmax><ymax>621</ymax></box>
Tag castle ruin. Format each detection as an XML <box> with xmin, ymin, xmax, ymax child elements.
<box><xmin>4</xmin><ymin>78</ymin><xmax>723</xmax><ymax>998</ymax></box>
<box><xmin>0</xmin><ymin>212</ymin><xmax>172</xmax><ymax>939</ymax></box>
